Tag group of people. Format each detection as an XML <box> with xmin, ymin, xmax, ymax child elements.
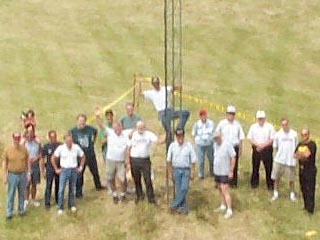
<box><xmin>2</xmin><ymin>76</ymin><xmax>318</xmax><ymax>220</ymax></box>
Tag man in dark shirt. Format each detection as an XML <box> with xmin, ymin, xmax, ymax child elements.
<box><xmin>294</xmin><ymin>128</ymin><xmax>317</xmax><ymax>214</ymax></box>
<box><xmin>42</xmin><ymin>130</ymin><xmax>62</xmax><ymax>208</ymax></box>
<box><xmin>70</xmin><ymin>114</ymin><xmax>104</xmax><ymax>198</ymax></box>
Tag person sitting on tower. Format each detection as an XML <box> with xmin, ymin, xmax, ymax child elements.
<box><xmin>138</xmin><ymin>76</ymin><xmax>190</xmax><ymax>143</ymax></box>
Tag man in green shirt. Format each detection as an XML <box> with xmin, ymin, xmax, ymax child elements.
<box><xmin>119</xmin><ymin>102</ymin><xmax>142</xmax><ymax>130</ymax></box>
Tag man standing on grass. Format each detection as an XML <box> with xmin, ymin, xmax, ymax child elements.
<box><xmin>99</xmin><ymin>109</ymin><xmax>114</xmax><ymax>163</ymax></box>
<box><xmin>2</xmin><ymin>132</ymin><xmax>31</xmax><ymax>220</ymax></box>
<box><xmin>167</xmin><ymin>128</ymin><xmax>196</xmax><ymax>215</ymax></box>
<box><xmin>24</xmin><ymin>129</ymin><xmax>42</xmax><ymax>209</ymax></box>
<box><xmin>247</xmin><ymin>110</ymin><xmax>275</xmax><ymax>190</ymax></box>
<box><xmin>191</xmin><ymin>108</ymin><xmax>214</xmax><ymax>179</ymax></box>
<box><xmin>271</xmin><ymin>118</ymin><xmax>298</xmax><ymax>202</ymax></box>
<box><xmin>120</xmin><ymin>102</ymin><xmax>142</xmax><ymax>130</ymax></box>
<box><xmin>213</xmin><ymin>132</ymin><xmax>236</xmax><ymax>219</ymax></box>
<box><xmin>294</xmin><ymin>128</ymin><xmax>317</xmax><ymax>214</ymax></box>
<box><xmin>42</xmin><ymin>130</ymin><xmax>62</xmax><ymax>208</ymax></box>
<box><xmin>127</xmin><ymin>121</ymin><xmax>158</xmax><ymax>205</ymax></box>
<box><xmin>51</xmin><ymin>133</ymin><xmax>85</xmax><ymax>215</ymax></box>
<box><xmin>138</xmin><ymin>76</ymin><xmax>190</xmax><ymax>143</ymax></box>
<box><xmin>215</xmin><ymin>106</ymin><xmax>245</xmax><ymax>188</ymax></box>
<box><xmin>70</xmin><ymin>114</ymin><xmax>104</xmax><ymax>199</ymax></box>
<box><xmin>96</xmin><ymin>109</ymin><xmax>131</xmax><ymax>204</ymax></box>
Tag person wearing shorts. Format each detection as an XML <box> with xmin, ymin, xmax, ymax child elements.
<box><xmin>24</xmin><ymin>129</ymin><xmax>42</xmax><ymax>209</ymax></box>
<box><xmin>271</xmin><ymin>118</ymin><xmax>298</xmax><ymax>202</ymax></box>
<box><xmin>213</xmin><ymin>132</ymin><xmax>236</xmax><ymax>219</ymax></box>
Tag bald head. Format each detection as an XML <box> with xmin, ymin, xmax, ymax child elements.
<box><xmin>113</xmin><ymin>121</ymin><xmax>122</xmax><ymax>135</ymax></box>
<box><xmin>136</xmin><ymin>120</ymin><xmax>145</xmax><ymax>134</ymax></box>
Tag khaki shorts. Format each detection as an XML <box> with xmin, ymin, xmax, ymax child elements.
<box><xmin>106</xmin><ymin>160</ymin><xmax>125</xmax><ymax>182</ymax></box>
<box><xmin>271</xmin><ymin>162</ymin><xmax>296</xmax><ymax>182</ymax></box>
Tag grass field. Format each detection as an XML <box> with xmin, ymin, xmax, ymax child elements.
<box><xmin>0</xmin><ymin>0</ymin><xmax>320</xmax><ymax>239</ymax></box>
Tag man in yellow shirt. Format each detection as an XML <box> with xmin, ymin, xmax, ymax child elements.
<box><xmin>2</xmin><ymin>132</ymin><xmax>31</xmax><ymax>220</ymax></box>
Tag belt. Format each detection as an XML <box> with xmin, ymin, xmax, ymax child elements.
<box><xmin>8</xmin><ymin>170</ymin><xmax>25</xmax><ymax>175</ymax></box>
<box><xmin>173</xmin><ymin>167</ymin><xmax>190</xmax><ymax>170</ymax></box>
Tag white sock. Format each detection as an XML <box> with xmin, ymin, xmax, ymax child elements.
<box><xmin>273</xmin><ymin>190</ymin><xmax>279</xmax><ymax>198</ymax></box>
<box><xmin>220</xmin><ymin>204</ymin><xmax>227</xmax><ymax>210</ymax></box>
<box><xmin>226</xmin><ymin>208</ymin><xmax>233</xmax><ymax>214</ymax></box>
<box><xmin>290</xmin><ymin>192</ymin><xmax>295</xmax><ymax>198</ymax></box>
<box><xmin>119</xmin><ymin>192</ymin><xmax>125</xmax><ymax>197</ymax></box>
<box><xmin>112</xmin><ymin>192</ymin><xmax>117</xmax><ymax>197</ymax></box>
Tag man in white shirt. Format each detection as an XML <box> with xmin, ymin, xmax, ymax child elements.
<box><xmin>247</xmin><ymin>110</ymin><xmax>275</xmax><ymax>190</ymax></box>
<box><xmin>215</xmin><ymin>106</ymin><xmax>245</xmax><ymax>187</ymax></box>
<box><xmin>213</xmin><ymin>132</ymin><xmax>236</xmax><ymax>219</ymax></box>
<box><xmin>191</xmin><ymin>109</ymin><xmax>214</xmax><ymax>179</ymax></box>
<box><xmin>138</xmin><ymin>76</ymin><xmax>190</xmax><ymax>144</ymax></box>
<box><xmin>271</xmin><ymin>118</ymin><xmax>298</xmax><ymax>202</ymax></box>
<box><xmin>51</xmin><ymin>133</ymin><xmax>85</xmax><ymax>215</ymax></box>
<box><xmin>126</xmin><ymin>121</ymin><xmax>158</xmax><ymax>204</ymax></box>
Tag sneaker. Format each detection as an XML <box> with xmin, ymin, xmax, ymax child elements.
<box><xmin>57</xmin><ymin>209</ymin><xmax>63</xmax><ymax>215</ymax></box>
<box><xmin>119</xmin><ymin>195</ymin><xmax>126</xmax><ymax>203</ymax></box>
<box><xmin>24</xmin><ymin>200</ymin><xmax>29</xmax><ymax>210</ymax></box>
<box><xmin>31</xmin><ymin>200</ymin><xmax>40</xmax><ymax>207</ymax></box>
<box><xmin>271</xmin><ymin>195</ymin><xmax>278</xmax><ymax>202</ymax></box>
<box><xmin>113</xmin><ymin>196</ymin><xmax>119</xmax><ymax>204</ymax></box>
<box><xmin>71</xmin><ymin>206</ymin><xmax>77</xmax><ymax>213</ymax></box>
<box><xmin>224</xmin><ymin>209</ymin><xmax>233</xmax><ymax>219</ymax></box>
<box><xmin>214</xmin><ymin>205</ymin><xmax>227</xmax><ymax>212</ymax></box>
<box><xmin>290</xmin><ymin>193</ymin><xmax>297</xmax><ymax>202</ymax></box>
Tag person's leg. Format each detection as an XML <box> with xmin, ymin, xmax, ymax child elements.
<box><xmin>288</xmin><ymin>166</ymin><xmax>296</xmax><ymax>201</ymax></box>
<box><xmin>263</xmin><ymin>148</ymin><xmax>274</xmax><ymax>190</ymax></box>
<box><xmin>179</xmin><ymin>169</ymin><xmax>190</xmax><ymax>213</ymax></box>
<box><xmin>87</xmin><ymin>154</ymin><xmax>102</xmax><ymax>189</ymax></box>
<box><xmin>58</xmin><ymin>169</ymin><xmax>68</xmax><ymax>210</ymax></box>
<box><xmin>141</xmin><ymin>159</ymin><xmax>155</xmax><ymax>203</ymax></box>
<box><xmin>76</xmin><ymin>164</ymin><xmax>86</xmax><ymax>198</ymax></box>
<box><xmin>230</xmin><ymin>146</ymin><xmax>239</xmax><ymax>187</ymax></box>
<box><xmin>6</xmin><ymin>173</ymin><xmax>17</xmax><ymax>218</ymax></box>
<box><xmin>304</xmin><ymin>169</ymin><xmax>317</xmax><ymax>214</ymax></box>
<box><xmin>160</xmin><ymin>109</ymin><xmax>173</xmax><ymax>144</ymax></box>
<box><xmin>175</xmin><ymin>110</ymin><xmax>190</xmax><ymax>129</ymax></box>
<box><xmin>299</xmin><ymin>170</ymin><xmax>307</xmax><ymax>210</ymax></box>
<box><xmin>172</xmin><ymin>168</ymin><xmax>184</xmax><ymax>210</ymax></box>
<box><xmin>221</xmin><ymin>183</ymin><xmax>233</xmax><ymax>218</ymax></box>
<box><xmin>196</xmin><ymin>145</ymin><xmax>205</xmax><ymax>179</ymax></box>
<box><xmin>45</xmin><ymin>166</ymin><xmax>54</xmax><ymax>206</ymax></box>
<box><xmin>251</xmin><ymin>148</ymin><xmax>261</xmax><ymax>188</ymax></box>
<box><xmin>206</xmin><ymin>145</ymin><xmax>214</xmax><ymax>177</ymax></box>
<box><xmin>69</xmin><ymin>169</ymin><xmax>78</xmax><ymax>209</ymax></box>
<box><xmin>271</xmin><ymin>162</ymin><xmax>282</xmax><ymax>200</ymax></box>
<box><xmin>218</xmin><ymin>184</ymin><xmax>227</xmax><ymax>208</ymax></box>
<box><xmin>17</xmin><ymin>173</ymin><xmax>27</xmax><ymax>215</ymax></box>
<box><xmin>54</xmin><ymin>172</ymin><xmax>60</xmax><ymax>205</ymax></box>
<box><xmin>131</xmin><ymin>159</ymin><xmax>143</xmax><ymax>201</ymax></box>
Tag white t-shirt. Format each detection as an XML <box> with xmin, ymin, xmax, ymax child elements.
<box><xmin>273</xmin><ymin>129</ymin><xmax>298</xmax><ymax>166</ymax></box>
<box><xmin>247</xmin><ymin>122</ymin><xmax>275</xmax><ymax>144</ymax></box>
<box><xmin>143</xmin><ymin>86</ymin><xmax>172</xmax><ymax>112</ymax></box>
<box><xmin>214</xmin><ymin>141</ymin><xmax>236</xmax><ymax>176</ymax></box>
<box><xmin>105</xmin><ymin>128</ymin><xmax>131</xmax><ymax>161</ymax></box>
<box><xmin>215</xmin><ymin>119</ymin><xmax>245</xmax><ymax>146</ymax></box>
<box><xmin>54</xmin><ymin>143</ymin><xmax>84</xmax><ymax>169</ymax></box>
<box><xmin>128</xmin><ymin>130</ymin><xmax>158</xmax><ymax>158</ymax></box>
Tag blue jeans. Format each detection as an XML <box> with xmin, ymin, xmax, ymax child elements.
<box><xmin>44</xmin><ymin>165</ymin><xmax>59</xmax><ymax>206</ymax></box>
<box><xmin>7</xmin><ymin>172</ymin><xmax>27</xmax><ymax>217</ymax></box>
<box><xmin>58</xmin><ymin>168</ymin><xmax>78</xmax><ymax>210</ymax></box>
<box><xmin>172</xmin><ymin>168</ymin><xmax>190</xmax><ymax>213</ymax></box>
<box><xmin>195</xmin><ymin>144</ymin><xmax>214</xmax><ymax>178</ymax></box>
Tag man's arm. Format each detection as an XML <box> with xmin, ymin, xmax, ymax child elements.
<box><xmin>228</xmin><ymin>157</ymin><xmax>236</xmax><ymax>179</ymax></box>
<box><xmin>51</xmin><ymin>152</ymin><xmax>61</xmax><ymax>175</ymax></box>
<box><xmin>2</xmin><ymin>152</ymin><xmax>8</xmax><ymax>184</ymax></box>
<box><xmin>138</xmin><ymin>77</ymin><xmax>145</xmax><ymax>98</ymax></box>
<box><xmin>94</xmin><ymin>108</ymin><xmax>106</xmax><ymax>130</ymax></box>
<box><xmin>167</xmin><ymin>162</ymin><xmax>173</xmax><ymax>180</ymax></box>
<box><xmin>190</xmin><ymin>163</ymin><xmax>196</xmax><ymax>180</ymax></box>
<box><xmin>40</xmin><ymin>150</ymin><xmax>46</xmax><ymax>179</ymax></box>
<box><xmin>125</xmin><ymin>146</ymin><xmax>131</xmax><ymax>171</ymax></box>
<box><xmin>78</xmin><ymin>154</ymin><xmax>86</xmax><ymax>173</ymax></box>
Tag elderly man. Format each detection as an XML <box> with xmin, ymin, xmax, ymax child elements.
<box><xmin>51</xmin><ymin>133</ymin><xmax>85</xmax><ymax>214</ymax></box>
<box><xmin>96</xmin><ymin>109</ymin><xmax>131</xmax><ymax>203</ymax></box>
<box><xmin>215</xmin><ymin>106</ymin><xmax>245</xmax><ymax>187</ymax></box>
<box><xmin>247</xmin><ymin>110</ymin><xmax>275</xmax><ymax>190</ymax></box>
<box><xmin>70</xmin><ymin>114</ymin><xmax>104</xmax><ymax>199</ymax></box>
<box><xmin>42</xmin><ymin>130</ymin><xmax>62</xmax><ymax>208</ymax></box>
<box><xmin>127</xmin><ymin>121</ymin><xmax>158</xmax><ymax>204</ymax></box>
<box><xmin>2</xmin><ymin>132</ymin><xmax>31</xmax><ymax>219</ymax></box>
<box><xmin>24</xmin><ymin>129</ymin><xmax>42</xmax><ymax>208</ymax></box>
<box><xmin>295</xmin><ymin>128</ymin><xmax>317</xmax><ymax>214</ymax></box>
<box><xmin>213</xmin><ymin>132</ymin><xmax>236</xmax><ymax>219</ymax></box>
<box><xmin>138</xmin><ymin>76</ymin><xmax>190</xmax><ymax>143</ymax></box>
<box><xmin>167</xmin><ymin>128</ymin><xmax>196</xmax><ymax>215</ymax></box>
<box><xmin>120</xmin><ymin>102</ymin><xmax>142</xmax><ymax>130</ymax></box>
<box><xmin>192</xmin><ymin>108</ymin><xmax>214</xmax><ymax>179</ymax></box>
<box><xmin>271</xmin><ymin>118</ymin><xmax>298</xmax><ymax>202</ymax></box>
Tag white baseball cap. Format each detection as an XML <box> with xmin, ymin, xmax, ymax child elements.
<box><xmin>226</xmin><ymin>105</ymin><xmax>236</xmax><ymax>113</ymax></box>
<box><xmin>256</xmin><ymin>110</ymin><xmax>266</xmax><ymax>119</ymax></box>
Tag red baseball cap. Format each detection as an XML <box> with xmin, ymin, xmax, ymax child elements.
<box><xmin>198</xmin><ymin>109</ymin><xmax>207</xmax><ymax>116</ymax></box>
<box><xmin>12</xmin><ymin>132</ymin><xmax>21</xmax><ymax>140</ymax></box>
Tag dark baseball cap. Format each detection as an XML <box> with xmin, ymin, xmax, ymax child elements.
<box><xmin>175</xmin><ymin>128</ymin><xmax>185</xmax><ymax>136</ymax></box>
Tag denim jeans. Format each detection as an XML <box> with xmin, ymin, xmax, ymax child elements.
<box><xmin>195</xmin><ymin>144</ymin><xmax>214</xmax><ymax>178</ymax></box>
<box><xmin>172</xmin><ymin>167</ymin><xmax>190</xmax><ymax>213</ymax></box>
<box><xmin>58</xmin><ymin>168</ymin><xmax>78</xmax><ymax>210</ymax></box>
<box><xmin>159</xmin><ymin>108</ymin><xmax>190</xmax><ymax>143</ymax></box>
<box><xmin>44</xmin><ymin>165</ymin><xmax>59</xmax><ymax>206</ymax></box>
<box><xmin>7</xmin><ymin>172</ymin><xmax>27</xmax><ymax>217</ymax></box>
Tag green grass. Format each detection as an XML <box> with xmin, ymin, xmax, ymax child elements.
<box><xmin>1</xmin><ymin>0</ymin><xmax>320</xmax><ymax>239</ymax></box>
